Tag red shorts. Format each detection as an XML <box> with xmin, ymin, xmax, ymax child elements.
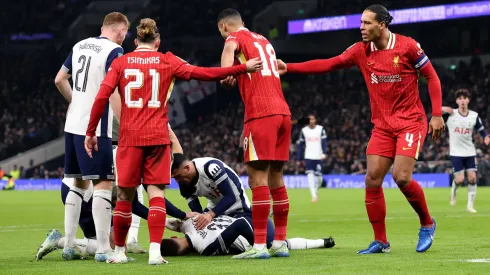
<box><xmin>366</xmin><ymin>122</ymin><xmax>427</xmax><ymax>160</ymax></box>
<box><xmin>243</xmin><ymin>115</ymin><xmax>291</xmax><ymax>162</ymax></box>
<box><xmin>115</xmin><ymin>145</ymin><xmax>171</xmax><ymax>188</ymax></box>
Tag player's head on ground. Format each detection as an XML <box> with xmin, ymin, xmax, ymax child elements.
<box><xmin>308</xmin><ymin>114</ymin><xmax>317</xmax><ymax>128</ymax></box>
<box><xmin>455</xmin><ymin>89</ymin><xmax>470</xmax><ymax>109</ymax></box>
<box><xmin>171</xmin><ymin>153</ymin><xmax>197</xmax><ymax>185</ymax></box>
<box><xmin>160</xmin><ymin>237</ymin><xmax>194</xmax><ymax>256</ymax></box>
<box><xmin>217</xmin><ymin>8</ymin><xmax>244</xmax><ymax>39</ymax></box>
<box><xmin>360</xmin><ymin>4</ymin><xmax>393</xmax><ymax>42</ymax></box>
<box><xmin>135</xmin><ymin>18</ymin><xmax>161</xmax><ymax>50</ymax></box>
<box><xmin>101</xmin><ymin>12</ymin><xmax>129</xmax><ymax>45</ymax></box>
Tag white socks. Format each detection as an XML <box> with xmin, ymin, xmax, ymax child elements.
<box><xmin>93</xmin><ymin>189</ymin><xmax>113</xmax><ymax>254</ymax></box>
<box><xmin>286</xmin><ymin>238</ymin><xmax>325</xmax><ymax>250</ymax></box>
<box><xmin>128</xmin><ymin>185</ymin><xmax>144</xmax><ymax>243</ymax></box>
<box><xmin>64</xmin><ymin>186</ymin><xmax>85</xmax><ymax>249</ymax></box>
<box><xmin>316</xmin><ymin>175</ymin><xmax>322</xmax><ymax>191</ymax></box>
<box><xmin>468</xmin><ymin>183</ymin><xmax>477</xmax><ymax>207</ymax></box>
<box><xmin>149</xmin><ymin>242</ymin><xmax>161</xmax><ymax>259</ymax></box>
<box><xmin>253</xmin><ymin>243</ymin><xmax>266</xmax><ymax>250</ymax></box>
<box><xmin>307</xmin><ymin>173</ymin><xmax>316</xmax><ymax>200</ymax></box>
<box><xmin>271</xmin><ymin>240</ymin><xmax>285</xmax><ymax>250</ymax></box>
<box><xmin>451</xmin><ymin>180</ymin><xmax>459</xmax><ymax>197</ymax></box>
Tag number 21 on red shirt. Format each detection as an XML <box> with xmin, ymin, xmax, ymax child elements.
<box><xmin>124</xmin><ymin>68</ymin><xmax>168</xmax><ymax>108</ymax></box>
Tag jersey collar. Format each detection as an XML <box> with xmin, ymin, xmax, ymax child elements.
<box><xmin>370</xmin><ymin>31</ymin><xmax>396</xmax><ymax>51</ymax></box>
<box><xmin>96</xmin><ymin>36</ymin><xmax>109</xmax><ymax>40</ymax></box>
<box><xmin>134</xmin><ymin>46</ymin><xmax>156</xmax><ymax>52</ymax></box>
<box><xmin>237</xmin><ymin>27</ymin><xmax>249</xmax><ymax>32</ymax></box>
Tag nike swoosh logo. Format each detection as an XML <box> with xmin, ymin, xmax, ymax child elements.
<box><xmin>402</xmin><ymin>147</ymin><xmax>413</xmax><ymax>150</ymax></box>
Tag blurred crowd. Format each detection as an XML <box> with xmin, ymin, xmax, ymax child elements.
<box><xmin>1</xmin><ymin>0</ymin><xmax>490</xmax><ymax>181</ymax></box>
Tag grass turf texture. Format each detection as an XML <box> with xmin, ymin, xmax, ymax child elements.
<box><xmin>1</xmin><ymin>187</ymin><xmax>489</xmax><ymax>274</ymax></box>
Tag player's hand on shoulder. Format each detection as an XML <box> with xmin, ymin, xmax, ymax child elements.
<box><xmin>84</xmin><ymin>136</ymin><xmax>98</xmax><ymax>158</ymax></box>
<box><xmin>220</xmin><ymin>76</ymin><xmax>236</xmax><ymax>89</ymax></box>
<box><xmin>166</xmin><ymin>218</ymin><xmax>183</xmax><ymax>232</ymax></box>
<box><xmin>245</xmin><ymin>57</ymin><xmax>263</xmax><ymax>73</ymax></box>
<box><xmin>277</xmin><ymin>59</ymin><xmax>287</xmax><ymax>75</ymax></box>
<box><xmin>185</xmin><ymin>212</ymin><xmax>200</xmax><ymax>220</ymax></box>
<box><xmin>428</xmin><ymin>116</ymin><xmax>445</xmax><ymax>140</ymax></box>
<box><xmin>484</xmin><ymin>135</ymin><xmax>490</xmax><ymax>146</ymax></box>
<box><xmin>194</xmin><ymin>212</ymin><xmax>213</xmax><ymax>230</ymax></box>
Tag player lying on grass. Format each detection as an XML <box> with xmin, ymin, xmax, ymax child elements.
<box><xmin>160</xmin><ymin>214</ymin><xmax>335</xmax><ymax>256</ymax></box>
<box><xmin>171</xmin><ymin>153</ymin><xmax>251</xmax><ymax>230</ymax></box>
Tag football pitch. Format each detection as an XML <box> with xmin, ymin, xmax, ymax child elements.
<box><xmin>1</xmin><ymin>187</ymin><xmax>490</xmax><ymax>274</ymax></box>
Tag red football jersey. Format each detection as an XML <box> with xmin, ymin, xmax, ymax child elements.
<box><xmin>225</xmin><ymin>27</ymin><xmax>291</xmax><ymax>122</ymax></box>
<box><xmin>103</xmin><ymin>47</ymin><xmax>193</xmax><ymax>146</ymax></box>
<box><xmin>339</xmin><ymin>32</ymin><xmax>429</xmax><ymax>131</ymax></box>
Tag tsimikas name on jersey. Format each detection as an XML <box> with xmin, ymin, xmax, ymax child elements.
<box><xmin>127</xmin><ymin>56</ymin><xmax>160</xmax><ymax>64</ymax></box>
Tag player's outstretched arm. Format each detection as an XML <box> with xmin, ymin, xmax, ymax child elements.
<box><xmin>54</xmin><ymin>69</ymin><xmax>73</xmax><ymax>102</ymax></box>
<box><xmin>419</xmin><ymin>62</ymin><xmax>445</xmax><ymax>140</ymax></box>
<box><xmin>188</xmin><ymin>58</ymin><xmax>262</xmax><ymax>81</ymax></box>
<box><xmin>442</xmin><ymin>106</ymin><xmax>453</xmax><ymax>115</ymax></box>
<box><xmin>277</xmin><ymin>56</ymin><xmax>349</xmax><ymax>76</ymax></box>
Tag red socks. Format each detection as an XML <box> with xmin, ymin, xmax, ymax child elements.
<box><xmin>148</xmin><ymin>197</ymin><xmax>167</xmax><ymax>243</ymax></box>
<box><xmin>365</xmin><ymin>187</ymin><xmax>387</xmax><ymax>244</ymax></box>
<box><xmin>271</xmin><ymin>186</ymin><xmax>289</xmax><ymax>241</ymax></box>
<box><xmin>251</xmin><ymin>186</ymin><xmax>270</xmax><ymax>245</ymax></box>
<box><xmin>113</xmin><ymin>200</ymin><xmax>132</xmax><ymax>247</ymax></box>
<box><xmin>400</xmin><ymin>180</ymin><xmax>432</xmax><ymax>226</ymax></box>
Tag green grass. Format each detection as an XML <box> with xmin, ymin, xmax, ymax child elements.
<box><xmin>1</xmin><ymin>187</ymin><xmax>490</xmax><ymax>274</ymax></box>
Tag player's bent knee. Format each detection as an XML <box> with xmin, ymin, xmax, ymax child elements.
<box><xmin>147</xmin><ymin>184</ymin><xmax>166</xmax><ymax>200</ymax></box>
<box><xmin>392</xmin><ymin>172</ymin><xmax>411</xmax><ymax>187</ymax></box>
<box><xmin>467</xmin><ymin>172</ymin><xmax>477</xmax><ymax>184</ymax></box>
<box><xmin>454</xmin><ymin>173</ymin><xmax>465</xmax><ymax>184</ymax></box>
<box><xmin>365</xmin><ymin>173</ymin><xmax>383</xmax><ymax>188</ymax></box>
<box><xmin>117</xmin><ymin>186</ymin><xmax>136</xmax><ymax>202</ymax></box>
<box><xmin>93</xmin><ymin>179</ymin><xmax>113</xmax><ymax>190</ymax></box>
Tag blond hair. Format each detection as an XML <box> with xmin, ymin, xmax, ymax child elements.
<box><xmin>136</xmin><ymin>18</ymin><xmax>160</xmax><ymax>43</ymax></box>
<box><xmin>103</xmin><ymin>12</ymin><xmax>129</xmax><ymax>27</ymax></box>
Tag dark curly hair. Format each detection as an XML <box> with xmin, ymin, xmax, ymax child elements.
<box><xmin>365</xmin><ymin>4</ymin><xmax>393</xmax><ymax>26</ymax></box>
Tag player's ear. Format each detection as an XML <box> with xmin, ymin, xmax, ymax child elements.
<box><xmin>155</xmin><ymin>38</ymin><xmax>161</xmax><ymax>50</ymax></box>
<box><xmin>134</xmin><ymin>39</ymin><xmax>138</xmax><ymax>47</ymax></box>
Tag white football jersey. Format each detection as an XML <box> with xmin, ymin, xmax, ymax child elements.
<box><xmin>181</xmin><ymin>216</ymin><xmax>251</xmax><ymax>255</ymax></box>
<box><xmin>180</xmin><ymin>157</ymin><xmax>251</xmax><ymax>215</ymax></box>
<box><xmin>299</xmin><ymin>125</ymin><xmax>327</xmax><ymax>160</ymax></box>
<box><xmin>62</xmin><ymin>177</ymin><xmax>93</xmax><ymax>202</ymax></box>
<box><xmin>63</xmin><ymin>37</ymin><xmax>123</xmax><ymax>137</ymax></box>
<box><xmin>446</xmin><ymin>109</ymin><xmax>484</xmax><ymax>157</ymax></box>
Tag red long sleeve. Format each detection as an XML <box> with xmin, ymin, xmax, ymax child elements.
<box><xmin>86</xmin><ymin>84</ymin><xmax>114</xmax><ymax>136</ymax></box>
<box><xmin>287</xmin><ymin>56</ymin><xmax>349</xmax><ymax>74</ymax></box>
<box><xmin>189</xmin><ymin>64</ymin><xmax>248</xmax><ymax>81</ymax></box>
<box><xmin>419</xmin><ymin>62</ymin><xmax>442</xmax><ymax>116</ymax></box>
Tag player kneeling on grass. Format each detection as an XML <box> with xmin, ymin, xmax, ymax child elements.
<box><xmin>160</xmin><ymin>215</ymin><xmax>335</xmax><ymax>256</ymax></box>
<box><xmin>171</xmin><ymin>153</ymin><xmax>251</xmax><ymax>228</ymax></box>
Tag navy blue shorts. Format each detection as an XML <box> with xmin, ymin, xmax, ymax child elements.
<box><xmin>451</xmin><ymin>156</ymin><xmax>477</xmax><ymax>174</ymax></box>
<box><xmin>61</xmin><ymin>183</ymin><xmax>96</xmax><ymax>238</ymax></box>
<box><xmin>305</xmin><ymin>159</ymin><xmax>323</xmax><ymax>176</ymax></box>
<box><xmin>239</xmin><ymin>213</ymin><xmax>275</xmax><ymax>248</ymax></box>
<box><xmin>64</xmin><ymin>132</ymin><xmax>114</xmax><ymax>180</ymax></box>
